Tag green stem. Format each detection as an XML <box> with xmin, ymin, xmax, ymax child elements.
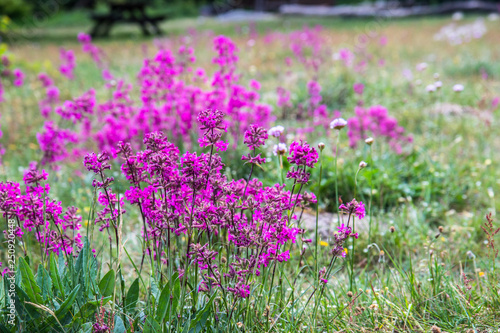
<box><xmin>334</xmin><ymin>133</ymin><xmax>341</xmax><ymax>227</ymax></box>
<box><xmin>368</xmin><ymin>145</ymin><xmax>373</xmax><ymax>243</ymax></box>
<box><xmin>314</xmin><ymin>150</ymin><xmax>323</xmax><ymax>288</ymax></box>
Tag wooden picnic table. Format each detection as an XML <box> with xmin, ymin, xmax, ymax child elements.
<box><xmin>90</xmin><ymin>2</ymin><xmax>166</xmax><ymax>38</ymax></box>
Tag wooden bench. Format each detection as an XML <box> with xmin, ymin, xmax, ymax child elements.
<box><xmin>90</xmin><ymin>2</ymin><xmax>166</xmax><ymax>38</ymax></box>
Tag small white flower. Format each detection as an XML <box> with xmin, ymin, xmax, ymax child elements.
<box><xmin>453</xmin><ymin>84</ymin><xmax>464</xmax><ymax>92</ymax></box>
<box><xmin>452</xmin><ymin>12</ymin><xmax>464</xmax><ymax>21</ymax></box>
<box><xmin>416</xmin><ymin>62</ymin><xmax>428</xmax><ymax>72</ymax></box>
<box><xmin>359</xmin><ymin>161</ymin><xmax>367</xmax><ymax>169</ymax></box>
<box><xmin>365</xmin><ymin>137</ymin><xmax>374</xmax><ymax>145</ymax></box>
<box><xmin>330</xmin><ymin>118</ymin><xmax>347</xmax><ymax>130</ymax></box>
<box><xmin>488</xmin><ymin>13</ymin><xmax>499</xmax><ymax>21</ymax></box>
<box><xmin>426</xmin><ymin>84</ymin><xmax>436</xmax><ymax>93</ymax></box>
<box><xmin>402</xmin><ymin>69</ymin><xmax>413</xmax><ymax>81</ymax></box>
<box><xmin>273</xmin><ymin>143</ymin><xmax>287</xmax><ymax>156</ymax></box>
<box><xmin>268</xmin><ymin>125</ymin><xmax>285</xmax><ymax>137</ymax></box>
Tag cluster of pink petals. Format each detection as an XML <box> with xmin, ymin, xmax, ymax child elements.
<box><xmin>76</xmin><ymin>110</ymin><xmax>314</xmax><ymax>299</ymax></box>
<box><xmin>59</xmin><ymin>49</ymin><xmax>76</xmax><ymax>80</ymax></box>
<box><xmin>347</xmin><ymin>105</ymin><xmax>413</xmax><ymax>154</ymax></box>
<box><xmin>31</xmin><ymin>34</ymin><xmax>274</xmax><ymax>168</ymax></box>
<box><xmin>0</xmin><ymin>165</ymin><xmax>83</xmax><ymax>255</ymax></box>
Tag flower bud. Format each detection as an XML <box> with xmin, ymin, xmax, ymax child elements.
<box><xmin>365</xmin><ymin>137</ymin><xmax>374</xmax><ymax>145</ymax></box>
<box><xmin>318</xmin><ymin>142</ymin><xmax>325</xmax><ymax>151</ymax></box>
<box><xmin>359</xmin><ymin>161</ymin><xmax>367</xmax><ymax>169</ymax></box>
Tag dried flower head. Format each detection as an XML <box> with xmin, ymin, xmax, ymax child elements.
<box><xmin>430</xmin><ymin>325</ymin><xmax>441</xmax><ymax>333</ymax></box>
<box><xmin>365</xmin><ymin>137</ymin><xmax>374</xmax><ymax>145</ymax></box>
<box><xmin>273</xmin><ymin>143</ymin><xmax>287</xmax><ymax>156</ymax></box>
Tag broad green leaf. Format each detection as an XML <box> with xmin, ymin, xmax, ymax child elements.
<box><xmin>49</xmin><ymin>254</ymin><xmax>65</xmax><ymax>298</ymax></box>
<box><xmin>189</xmin><ymin>293</ymin><xmax>216</xmax><ymax>333</ymax></box>
<box><xmin>79</xmin><ymin>302</ymin><xmax>97</xmax><ymax>319</ymax></box>
<box><xmin>79</xmin><ymin>322</ymin><xmax>93</xmax><ymax>333</ymax></box>
<box><xmin>18</xmin><ymin>257</ymin><xmax>43</xmax><ymax>304</ymax></box>
<box><xmin>14</xmin><ymin>285</ymin><xmax>40</xmax><ymax>320</ymax></box>
<box><xmin>87</xmin><ymin>296</ymin><xmax>112</xmax><ymax>306</ymax></box>
<box><xmin>114</xmin><ymin>315</ymin><xmax>126</xmax><ymax>333</ymax></box>
<box><xmin>150</xmin><ymin>277</ymin><xmax>160</xmax><ymax>301</ymax></box>
<box><xmin>98</xmin><ymin>269</ymin><xmax>115</xmax><ymax>298</ymax></box>
<box><xmin>171</xmin><ymin>274</ymin><xmax>181</xmax><ymax>316</ymax></box>
<box><xmin>55</xmin><ymin>284</ymin><xmax>80</xmax><ymax>318</ymax></box>
<box><xmin>143</xmin><ymin>317</ymin><xmax>161</xmax><ymax>333</ymax></box>
<box><xmin>58</xmin><ymin>253</ymin><xmax>65</xmax><ymax>276</ymax></box>
<box><xmin>36</xmin><ymin>265</ymin><xmax>52</xmax><ymax>301</ymax></box>
<box><xmin>39</xmin><ymin>283</ymin><xmax>81</xmax><ymax>333</ymax></box>
<box><xmin>124</xmin><ymin>278</ymin><xmax>140</xmax><ymax>313</ymax></box>
<box><xmin>155</xmin><ymin>272</ymin><xmax>180</xmax><ymax>323</ymax></box>
<box><xmin>155</xmin><ymin>280</ymin><xmax>171</xmax><ymax>323</ymax></box>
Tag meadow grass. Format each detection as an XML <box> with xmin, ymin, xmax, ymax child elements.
<box><xmin>1</xmin><ymin>14</ymin><xmax>499</xmax><ymax>332</ymax></box>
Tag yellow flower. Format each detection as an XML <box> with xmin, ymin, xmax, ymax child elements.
<box><xmin>320</xmin><ymin>241</ymin><xmax>329</xmax><ymax>247</ymax></box>
<box><xmin>479</xmin><ymin>272</ymin><xmax>485</xmax><ymax>277</ymax></box>
<box><xmin>344</xmin><ymin>248</ymin><xmax>348</xmax><ymax>255</ymax></box>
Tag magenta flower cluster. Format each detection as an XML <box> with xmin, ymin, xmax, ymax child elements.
<box><xmin>79</xmin><ymin>109</ymin><xmax>315</xmax><ymax>299</ymax></box>
<box><xmin>29</xmin><ymin>34</ymin><xmax>274</xmax><ymax>167</ymax></box>
<box><xmin>347</xmin><ymin>105</ymin><xmax>413</xmax><ymax>154</ymax></box>
<box><xmin>0</xmin><ymin>164</ymin><xmax>83</xmax><ymax>255</ymax></box>
<box><xmin>0</xmin><ymin>56</ymin><xmax>25</xmax><ymax>103</ymax></box>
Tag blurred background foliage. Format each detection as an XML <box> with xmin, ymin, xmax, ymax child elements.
<box><xmin>2</xmin><ymin>0</ymin><xmax>500</xmax><ymax>25</ymax></box>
